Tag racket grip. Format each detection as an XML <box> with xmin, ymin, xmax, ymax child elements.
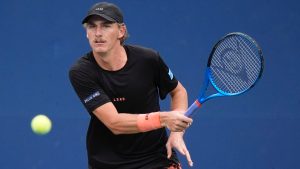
<box><xmin>185</xmin><ymin>100</ymin><xmax>202</xmax><ymax>117</ymax></box>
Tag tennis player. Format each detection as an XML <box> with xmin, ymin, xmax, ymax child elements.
<box><xmin>69</xmin><ymin>2</ymin><xmax>193</xmax><ymax>169</ymax></box>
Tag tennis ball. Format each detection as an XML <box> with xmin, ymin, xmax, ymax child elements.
<box><xmin>31</xmin><ymin>114</ymin><xmax>52</xmax><ymax>135</ymax></box>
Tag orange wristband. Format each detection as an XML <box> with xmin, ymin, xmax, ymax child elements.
<box><xmin>137</xmin><ymin>112</ymin><xmax>162</xmax><ymax>132</ymax></box>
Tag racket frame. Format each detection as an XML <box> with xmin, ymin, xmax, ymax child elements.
<box><xmin>185</xmin><ymin>32</ymin><xmax>264</xmax><ymax>117</ymax></box>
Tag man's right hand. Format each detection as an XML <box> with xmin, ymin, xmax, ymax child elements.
<box><xmin>159</xmin><ymin>111</ymin><xmax>193</xmax><ymax>132</ymax></box>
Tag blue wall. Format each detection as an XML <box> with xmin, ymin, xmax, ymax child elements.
<box><xmin>1</xmin><ymin>0</ymin><xmax>299</xmax><ymax>168</ymax></box>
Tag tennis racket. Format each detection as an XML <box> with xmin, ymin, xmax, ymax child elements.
<box><xmin>185</xmin><ymin>32</ymin><xmax>264</xmax><ymax>117</ymax></box>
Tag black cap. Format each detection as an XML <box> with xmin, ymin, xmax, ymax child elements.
<box><xmin>82</xmin><ymin>2</ymin><xmax>123</xmax><ymax>24</ymax></box>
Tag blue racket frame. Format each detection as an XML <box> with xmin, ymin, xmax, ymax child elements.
<box><xmin>184</xmin><ymin>32</ymin><xmax>264</xmax><ymax>117</ymax></box>
<box><xmin>184</xmin><ymin>68</ymin><xmax>224</xmax><ymax>117</ymax></box>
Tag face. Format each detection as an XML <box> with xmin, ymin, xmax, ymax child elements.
<box><xmin>85</xmin><ymin>15</ymin><xmax>125</xmax><ymax>55</ymax></box>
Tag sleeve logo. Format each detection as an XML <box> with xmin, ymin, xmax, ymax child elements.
<box><xmin>84</xmin><ymin>91</ymin><xmax>100</xmax><ymax>103</ymax></box>
<box><xmin>168</xmin><ymin>68</ymin><xmax>174</xmax><ymax>80</ymax></box>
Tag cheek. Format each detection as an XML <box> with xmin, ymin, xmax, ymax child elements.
<box><xmin>86</xmin><ymin>32</ymin><xmax>92</xmax><ymax>39</ymax></box>
<box><xmin>86</xmin><ymin>33</ymin><xmax>94</xmax><ymax>42</ymax></box>
<box><xmin>86</xmin><ymin>35</ymin><xmax>95</xmax><ymax>47</ymax></box>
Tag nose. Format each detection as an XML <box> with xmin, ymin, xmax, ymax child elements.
<box><xmin>95</xmin><ymin>26</ymin><xmax>102</xmax><ymax>37</ymax></box>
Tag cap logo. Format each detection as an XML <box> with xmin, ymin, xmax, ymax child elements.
<box><xmin>82</xmin><ymin>3</ymin><xmax>123</xmax><ymax>24</ymax></box>
<box><xmin>95</xmin><ymin>7</ymin><xmax>104</xmax><ymax>11</ymax></box>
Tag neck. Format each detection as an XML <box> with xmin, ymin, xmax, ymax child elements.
<box><xmin>93</xmin><ymin>45</ymin><xmax>127</xmax><ymax>71</ymax></box>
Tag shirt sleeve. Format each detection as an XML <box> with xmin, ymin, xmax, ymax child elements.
<box><xmin>155</xmin><ymin>54</ymin><xmax>178</xmax><ymax>99</ymax></box>
<box><xmin>69</xmin><ymin>69</ymin><xmax>111</xmax><ymax>113</ymax></box>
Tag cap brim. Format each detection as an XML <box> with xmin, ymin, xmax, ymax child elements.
<box><xmin>82</xmin><ymin>13</ymin><xmax>116</xmax><ymax>24</ymax></box>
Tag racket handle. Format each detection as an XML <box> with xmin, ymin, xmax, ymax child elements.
<box><xmin>185</xmin><ymin>100</ymin><xmax>202</xmax><ymax>117</ymax></box>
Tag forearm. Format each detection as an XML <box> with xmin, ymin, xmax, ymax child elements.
<box><xmin>106</xmin><ymin>113</ymin><xmax>141</xmax><ymax>135</ymax></box>
<box><xmin>93</xmin><ymin>103</ymin><xmax>191</xmax><ymax>135</ymax></box>
<box><xmin>109</xmin><ymin>112</ymin><xmax>171</xmax><ymax>135</ymax></box>
<box><xmin>169</xmin><ymin>82</ymin><xmax>188</xmax><ymax>137</ymax></box>
<box><xmin>170</xmin><ymin>82</ymin><xmax>188</xmax><ymax>112</ymax></box>
<box><xmin>111</xmin><ymin>111</ymin><xmax>191</xmax><ymax>135</ymax></box>
<box><xmin>93</xmin><ymin>103</ymin><xmax>164</xmax><ymax>134</ymax></box>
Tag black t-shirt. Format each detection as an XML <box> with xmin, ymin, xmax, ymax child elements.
<box><xmin>69</xmin><ymin>45</ymin><xmax>179</xmax><ymax>169</ymax></box>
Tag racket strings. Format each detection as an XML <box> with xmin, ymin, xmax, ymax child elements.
<box><xmin>210</xmin><ymin>35</ymin><xmax>262</xmax><ymax>94</ymax></box>
<box><xmin>212</xmin><ymin>39</ymin><xmax>250</xmax><ymax>92</ymax></box>
<box><xmin>238</xmin><ymin>39</ymin><xmax>261</xmax><ymax>81</ymax></box>
<box><xmin>215</xmin><ymin>40</ymin><xmax>259</xmax><ymax>92</ymax></box>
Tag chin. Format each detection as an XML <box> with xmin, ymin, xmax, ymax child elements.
<box><xmin>92</xmin><ymin>47</ymin><xmax>107</xmax><ymax>53</ymax></box>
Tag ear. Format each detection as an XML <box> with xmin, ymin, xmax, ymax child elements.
<box><xmin>118</xmin><ymin>24</ymin><xmax>126</xmax><ymax>39</ymax></box>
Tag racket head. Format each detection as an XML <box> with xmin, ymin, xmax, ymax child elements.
<box><xmin>207</xmin><ymin>32</ymin><xmax>264</xmax><ymax>96</ymax></box>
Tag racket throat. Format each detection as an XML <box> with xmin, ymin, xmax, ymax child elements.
<box><xmin>195</xmin><ymin>100</ymin><xmax>202</xmax><ymax>107</ymax></box>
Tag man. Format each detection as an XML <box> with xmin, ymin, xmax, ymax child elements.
<box><xmin>69</xmin><ymin>2</ymin><xmax>193</xmax><ymax>169</ymax></box>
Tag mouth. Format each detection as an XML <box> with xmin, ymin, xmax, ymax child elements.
<box><xmin>94</xmin><ymin>39</ymin><xmax>106</xmax><ymax>45</ymax></box>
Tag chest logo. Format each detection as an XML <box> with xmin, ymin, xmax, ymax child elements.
<box><xmin>112</xmin><ymin>97</ymin><xmax>126</xmax><ymax>102</ymax></box>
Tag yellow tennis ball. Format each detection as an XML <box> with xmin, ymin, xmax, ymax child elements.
<box><xmin>31</xmin><ymin>114</ymin><xmax>52</xmax><ymax>135</ymax></box>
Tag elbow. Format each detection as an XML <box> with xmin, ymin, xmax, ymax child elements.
<box><xmin>109</xmin><ymin>127</ymin><xmax>122</xmax><ymax>135</ymax></box>
<box><xmin>171</xmin><ymin>82</ymin><xmax>187</xmax><ymax>97</ymax></box>
<box><xmin>106</xmin><ymin>121</ymin><xmax>124</xmax><ymax>135</ymax></box>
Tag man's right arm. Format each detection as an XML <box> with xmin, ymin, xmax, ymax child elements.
<box><xmin>92</xmin><ymin>102</ymin><xmax>192</xmax><ymax>135</ymax></box>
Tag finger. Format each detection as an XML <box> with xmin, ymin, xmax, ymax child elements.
<box><xmin>176</xmin><ymin>122</ymin><xmax>191</xmax><ymax>131</ymax></box>
<box><xmin>184</xmin><ymin>149</ymin><xmax>193</xmax><ymax>167</ymax></box>
<box><xmin>176</xmin><ymin>145</ymin><xmax>185</xmax><ymax>155</ymax></box>
<box><xmin>181</xmin><ymin>115</ymin><xmax>193</xmax><ymax>123</ymax></box>
<box><xmin>166</xmin><ymin>143</ymin><xmax>172</xmax><ymax>159</ymax></box>
<box><xmin>183</xmin><ymin>121</ymin><xmax>192</xmax><ymax>128</ymax></box>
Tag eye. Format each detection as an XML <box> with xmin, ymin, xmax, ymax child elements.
<box><xmin>86</xmin><ymin>24</ymin><xmax>96</xmax><ymax>29</ymax></box>
<box><xmin>103</xmin><ymin>23</ymin><xmax>112</xmax><ymax>28</ymax></box>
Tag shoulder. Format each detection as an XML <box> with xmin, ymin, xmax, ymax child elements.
<box><xmin>70</xmin><ymin>52</ymin><xmax>94</xmax><ymax>71</ymax></box>
<box><xmin>125</xmin><ymin>44</ymin><xmax>160</xmax><ymax>59</ymax></box>
<box><xmin>69</xmin><ymin>52</ymin><xmax>96</xmax><ymax>78</ymax></box>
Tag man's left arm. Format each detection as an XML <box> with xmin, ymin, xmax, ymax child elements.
<box><xmin>166</xmin><ymin>81</ymin><xmax>193</xmax><ymax>167</ymax></box>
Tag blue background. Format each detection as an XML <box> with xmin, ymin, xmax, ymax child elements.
<box><xmin>1</xmin><ymin>0</ymin><xmax>299</xmax><ymax>168</ymax></box>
